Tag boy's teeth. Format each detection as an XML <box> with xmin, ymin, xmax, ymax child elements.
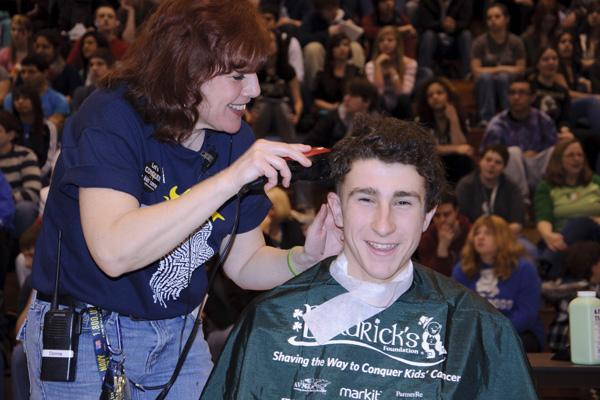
<box><xmin>368</xmin><ymin>242</ymin><xmax>396</xmax><ymax>250</ymax></box>
<box><xmin>229</xmin><ymin>104</ymin><xmax>246</xmax><ymax>111</ymax></box>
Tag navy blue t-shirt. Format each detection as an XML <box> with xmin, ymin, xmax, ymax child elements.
<box><xmin>31</xmin><ymin>86</ymin><xmax>271</xmax><ymax>319</ymax></box>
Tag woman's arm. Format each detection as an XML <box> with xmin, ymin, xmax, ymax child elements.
<box><xmin>223</xmin><ymin>203</ymin><xmax>343</xmax><ymax>290</ymax></box>
<box><xmin>288</xmin><ymin>77</ymin><xmax>303</xmax><ymax>125</ymax></box>
<box><xmin>80</xmin><ymin>140</ymin><xmax>312</xmax><ymax>277</ymax></box>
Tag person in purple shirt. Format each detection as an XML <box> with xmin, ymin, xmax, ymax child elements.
<box><xmin>452</xmin><ymin>215</ymin><xmax>545</xmax><ymax>352</ymax></box>
<box><xmin>480</xmin><ymin>77</ymin><xmax>573</xmax><ymax>202</ymax></box>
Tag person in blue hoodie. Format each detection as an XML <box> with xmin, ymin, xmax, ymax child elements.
<box><xmin>452</xmin><ymin>214</ymin><xmax>545</xmax><ymax>352</ymax></box>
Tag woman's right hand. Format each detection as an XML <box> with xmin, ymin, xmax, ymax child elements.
<box><xmin>224</xmin><ymin>139</ymin><xmax>312</xmax><ymax>192</ymax></box>
<box><xmin>543</xmin><ymin>231</ymin><xmax>567</xmax><ymax>252</ymax></box>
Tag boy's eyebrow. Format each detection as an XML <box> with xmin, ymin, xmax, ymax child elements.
<box><xmin>348</xmin><ymin>187</ymin><xmax>422</xmax><ymax>201</ymax></box>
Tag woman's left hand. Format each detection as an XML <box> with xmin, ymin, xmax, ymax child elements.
<box><xmin>295</xmin><ymin>204</ymin><xmax>343</xmax><ymax>270</ymax></box>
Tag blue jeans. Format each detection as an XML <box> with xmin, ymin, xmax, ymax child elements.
<box><xmin>475</xmin><ymin>72</ymin><xmax>512</xmax><ymax>122</ymax></box>
<box><xmin>22</xmin><ymin>295</ymin><xmax>213</xmax><ymax>399</ymax></box>
<box><xmin>418</xmin><ymin>29</ymin><xmax>472</xmax><ymax>78</ymax></box>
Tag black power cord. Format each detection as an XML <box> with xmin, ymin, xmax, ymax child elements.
<box><xmin>154</xmin><ymin>189</ymin><xmax>243</xmax><ymax>400</ymax></box>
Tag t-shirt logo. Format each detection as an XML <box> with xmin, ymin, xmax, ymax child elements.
<box><xmin>287</xmin><ymin>304</ymin><xmax>448</xmax><ymax>367</ymax></box>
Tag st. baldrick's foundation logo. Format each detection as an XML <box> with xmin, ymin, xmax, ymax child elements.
<box><xmin>287</xmin><ymin>305</ymin><xmax>447</xmax><ymax>367</ymax></box>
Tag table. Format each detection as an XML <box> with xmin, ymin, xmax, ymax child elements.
<box><xmin>527</xmin><ymin>353</ymin><xmax>600</xmax><ymax>388</ymax></box>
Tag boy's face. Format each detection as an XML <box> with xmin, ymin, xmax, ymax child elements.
<box><xmin>328</xmin><ymin>159</ymin><xmax>436</xmax><ymax>283</ymax></box>
<box><xmin>20</xmin><ymin>65</ymin><xmax>45</xmax><ymax>88</ymax></box>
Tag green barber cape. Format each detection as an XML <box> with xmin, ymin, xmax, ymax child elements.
<box><xmin>201</xmin><ymin>259</ymin><xmax>538</xmax><ymax>399</ymax></box>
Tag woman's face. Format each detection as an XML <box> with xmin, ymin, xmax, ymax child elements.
<box><xmin>34</xmin><ymin>36</ymin><xmax>56</xmax><ymax>63</ymax></box>
<box><xmin>11</xmin><ymin>22</ymin><xmax>30</xmax><ymax>46</ymax></box>
<box><xmin>195</xmin><ymin>71</ymin><xmax>260</xmax><ymax>133</ymax></box>
<box><xmin>13</xmin><ymin>95</ymin><xmax>33</xmax><ymax>114</ymax></box>
<box><xmin>378</xmin><ymin>33</ymin><xmax>397</xmax><ymax>55</ymax></box>
<box><xmin>82</xmin><ymin>36</ymin><xmax>99</xmax><ymax>59</ymax></box>
<box><xmin>426</xmin><ymin>82</ymin><xmax>448</xmax><ymax>111</ymax></box>
<box><xmin>332</xmin><ymin>39</ymin><xmax>351</xmax><ymax>61</ymax></box>
<box><xmin>561</xmin><ymin>142</ymin><xmax>585</xmax><ymax>178</ymax></box>
<box><xmin>537</xmin><ymin>48</ymin><xmax>559</xmax><ymax>77</ymax></box>
<box><xmin>473</xmin><ymin>225</ymin><xmax>498</xmax><ymax>261</ymax></box>
<box><xmin>557</xmin><ymin>33</ymin><xmax>574</xmax><ymax>59</ymax></box>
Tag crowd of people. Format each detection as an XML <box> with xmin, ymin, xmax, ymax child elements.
<box><xmin>0</xmin><ymin>0</ymin><xmax>599</xmax><ymax>398</ymax></box>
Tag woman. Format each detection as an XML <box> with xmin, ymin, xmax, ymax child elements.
<box><xmin>365</xmin><ymin>25</ymin><xmax>417</xmax><ymax>119</ymax></box>
<box><xmin>249</xmin><ymin>30</ymin><xmax>303</xmax><ymax>142</ymax></box>
<box><xmin>23</xmin><ymin>0</ymin><xmax>341</xmax><ymax>398</ymax></box>
<box><xmin>555</xmin><ymin>29</ymin><xmax>600</xmax><ymax>138</ymax></box>
<box><xmin>11</xmin><ymin>84</ymin><xmax>59</xmax><ymax>184</ymax></box>
<box><xmin>521</xmin><ymin>2</ymin><xmax>561</xmax><ymax>68</ymax></box>
<box><xmin>529</xmin><ymin>46</ymin><xmax>572</xmax><ymax>131</ymax></box>
<box><xmin>0</xmin><ymin>15</ymin><xmax>32</xmax><ymax>76</ymax></box>
<box><xmin>361</xmin><ymin>0</ymin><xmax>417</xmax><ymax>58</ymax></box>
<box><xmin>416</xmin><ymin>77</ymin><xmax>474</xmax><ymax>184</ymax></box>
<box><xmin>33</xmin><ymin>29</ymin><xmax>82</xmax><ymax>98</ymax></box>
<box><xmin>66</xmin><ymin>31</ymin><xmax>110</xmax><ymax>84</ymax></box>
<box><xmin>452</xmin><ymin>215</ymin><xmax>545</xmax><ymax>352</ymax></box>
<box><xmin>535</xmin><ymin>139</ymin><xmax>600</xmax><ymax>280</ymax></box>
<box><xmin>312</xmin><ymin>33</ymin><xmax>361</xmax><ymax>113</ymax></box>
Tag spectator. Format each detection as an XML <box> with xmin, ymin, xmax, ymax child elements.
<box><xmin>542</xmin><ymin>241</ymin><xmax>600</xmax><ymax>353</ymax></box>
<box><xmin>258</xmin><ymin>4</ymin><xmax>305</xmax><ymax>83</ymax></box>
<box><xmin>414</xmin><ymin>0</ymin><xmax>473</xmax><ymax>78</ymax></box>
<box><xmin>0</xmin><ymin>15</ymin><xmax>32</xmax><ymax>77</ymax></box>
<box><xmin>453</xmin><ymin>214</ymin><xmax>545</xmax><ymax>352</ymax></box>
<box><xmin>3</xmin><ymin>54</ymin><xmax>70</xmax><ymax>131</ymax></box>
<box><xmin>521</xmin><ymin>1</ymin><xmax>561</xmax><ymax>68</ymax></box>
<box><xmin>555</xmin><ymin>29</ymin><xmax>600</xmax><ymax>140</ymax></box>
<box><xmin>33</xmin><ymin>29</ymin><xmax>82</xmax><ymax>98</ymax></box>
<box><xmin>415</xmin><ymin>76</ymin><xmax>474</xmax><ymax>184</ymax></box>
<box><xmin>71</xmin><ymin>48</ymin><xmax>115</xmax><ymax>111</ymax></box>
<box><xmin>495</xmin><ymin>0</ymin><xmax>535</xmax><ymax>35</ymax></box>
<box><xmin>456</xmin><ymin>144</ymin><xmax>525</xmax><ymax>235</ymax></box>
<box><xmin>313</xmin><ymin>33</ymin><xmax>362</xmax><ymax>113</ymax></box>
<box><xmin>535</xmin><ymin>139</ymin><xmax>600</xmax><ymax>280</ymax></box>
<box><xmin>249</xmin><ymin>30</ymin><xmax>303</xmax><ymax>142</ymax></box>
<box><xmin>11</xmin><ymin>84</ymin><xmax>60</xmax><ymax>183</ymax></box>
<box><xmin>93</xmin><ymin>4</ymin><xmax>129</xmax><ymax>60</ymax></box>
<box><xmin>261</xmin><ymin>187</ymin><xmax>306</xmax><ymax>249</ymax></box>
<box><xmin>417</xmin><ymin>190</ymin><xmax>471</xmax><ymax>277</ymax></box>
<box><xmin>529</xmin><ymin>46</ymin><xmax>572</xmax><ymax>132</ymax></box>
<box><xmin>578</xmin><ymin>1</ymin><xmax>600</xmax><ymax>70</ymax></box>
<box><xmin>66</xmin><ymin>31</ymin><xmax>110</xmax><ymax>83</ymax></box>
<box><xmin>304</xmin><ymin>77</ymin><xmax>378</xmax><ymax>148</ymax></box>
<box><xmin>480</xmin><ymin>78</ymin><xmax>568</xmax><ymax>201</ymax></box>
<box><xmin>0</xmin><ymin>65</ymin><xmax>9</xmax><ymax>105</ymax></box>
<box><xmin>0</xmin><ymin>169</ymin><xmax>14</xmax><ymax>232</ymax></box>
<box><xmin>471</xmin><ymin>2</ymin><xmax>526</xmax><ymax>125</ymax></box>
<box><xmin>365</xmin><ymin>25</ymin><xmax>416</xmax><ymax>119</ymax></box>
<box><xmin>298</xmin><ymin>0</ymin><xmax>365</xmax><ymax>89</ymax></box>
<box><xmin>361</xmin><ymin>0</ymin><xmax>417</xmax><ymax>58</ymax></box>
<box><xmin>0</xmin><ymin>110</ymin><xmax>41</xmax><ymax>237</ymax></box>
<box><xmin>15</xmin><ymin>219</ymin><xmax>41</xmax><ymax>288</ymax></box>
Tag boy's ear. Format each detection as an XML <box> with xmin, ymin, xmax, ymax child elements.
<box><xmin>423</xmin><ymin>205</ymin><xmax>437</xmax><ymax>233</ymax></box>
<box><xmin>327</xmin><ymin>192</ymin><xmax>343</xmax><ymax>228</ymax></box>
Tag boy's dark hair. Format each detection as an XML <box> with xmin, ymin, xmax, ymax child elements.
<box><xmin>566</xmin><ymin>241</ymin><xmax>600</xmax><ymax>280</ymax></box>
<box><xmin>487</xmin><ymin>2</ymin><xmax>509</xmax><ymax>17</ymax></box>
<box><xmin>481</xmin><ymin>144</ymin><xmax>509</xmax><ymax>165</ymax></box>
<box><xmin>439</xmin><ymin>190</ymin><xmax>457</xmax><ymax>208</ymax></box>
<box><xmin>90</xmin><ymin>48</ymin><xmax>115</xmax><ymax>67</ymax></box>
<box><xmin>509</xmin><ymin>76</ymin><xmax>532</xmax><ymax>92</ymax></box>
<box><xmin>0</xmin><ymin>110</ymin><xmax>22</xmax><ymax>137</ymax></box>
<box><xmin>259</xmin><ymin>3</ymin><xmax>280</xmax><ymax>20</ymax></box>
<box><xmin>330</xmin><ymin>114</ymin><xmax>447</xmax><ymax>212</ymax></box>
<box><xmin>20</xmin><ymin>54</ymin><xmax>50</xmax><ymax>72</ymax></box>
<box><xmin>34</xmin><ymin>29</ymin><xmax>63</xmax><ymax>51</ymax></box>
<box><xmin>346</xmin><ymin>77</ymin><xmax>378</xmax><ymax>111</ymax></box>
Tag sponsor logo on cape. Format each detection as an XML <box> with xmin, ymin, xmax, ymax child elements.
<box><xmin>293</xmin><ymin>378</ymin><xmax>330</xmax><ymax>393</ymax></box>
<box><xmin>287</xmin><ymin>305</ymin><xmax>447</xmax><ymax>367</ymax></box>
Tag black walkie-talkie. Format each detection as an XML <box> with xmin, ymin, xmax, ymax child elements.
<box><xmin>40</xmin><ymin>230</ymin><xmax>81</xmax><ymax>381</ymax></box>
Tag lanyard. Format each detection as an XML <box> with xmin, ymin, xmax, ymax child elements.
<box><xmin>87</xmin><ymin>307</ymin><xmax>111</xmax><ymax>382</ymax></box>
